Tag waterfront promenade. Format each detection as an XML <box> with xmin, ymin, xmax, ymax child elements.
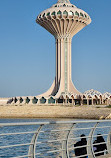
<box><xmin>0</xmin><ymin>119</ymin><xmax>111</xmax><ymax>157</ymax></box>
<box><xmin>0</xmin><ymin>105</ymin><xmax>111</xmax><ymax>119</ymax></box>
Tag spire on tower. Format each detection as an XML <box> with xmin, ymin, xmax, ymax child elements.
<box><xmin>57</xmin><ymin>0</ymin><xmax>70</xmax><ymax>3</ymax></box>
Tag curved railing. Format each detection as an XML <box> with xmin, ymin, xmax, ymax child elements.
<box><xmin>0</xmin><ymin>120</ymin><xmax>111</xmax><ymax>158</ymax></box>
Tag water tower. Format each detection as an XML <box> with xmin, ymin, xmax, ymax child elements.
<box><xmin>36</xmin><ymin>0</ymin><xmax>91</xmax><ymax>99</ymax></box>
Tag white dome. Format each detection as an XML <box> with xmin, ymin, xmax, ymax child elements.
<box><xmin>84</xmin><ymin>89</ymin><xmax>102</xmax><ymax>98</ymax></box>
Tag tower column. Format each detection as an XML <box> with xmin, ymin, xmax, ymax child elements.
<box><xmin>55</xmin><ymin>36</ymin><xmax>72</xmax><ymax>94</ymax></box>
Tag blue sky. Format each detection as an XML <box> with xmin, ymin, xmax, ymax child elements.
<box><xmin>0</xmin><ymin>0</ymin><xmax>111</xmax><ymax>97</ymax></box>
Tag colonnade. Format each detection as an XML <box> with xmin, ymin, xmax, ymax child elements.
<box><xmin>7</xmin><ymin>96</ymin><xmax>111</xmax><ymax>106</ymax></box>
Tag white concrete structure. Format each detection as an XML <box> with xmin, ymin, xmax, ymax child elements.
<box><xmin>36</xmin><ymin>0</ymin><xmax>91</xmax><ymax>101</ymax></box>
<box><xmin>7</xmin><ymin>90</ymin><xmax>111</xmax><ymax>106</ymax></box>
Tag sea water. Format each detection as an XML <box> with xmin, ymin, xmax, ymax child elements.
<box><xmin>0</xmin><ymin>119</ymin><xmax>110</xmax><ymax>158</ymax></box>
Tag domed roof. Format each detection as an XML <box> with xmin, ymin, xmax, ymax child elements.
<box><xmin>36</xmin><ymin>0</ymin><xmax>91</xmax><ymax>36</ymax></box>
<box><xmin>37</xmin><ymin>0</ymin><xmax>91</xmax><ymax>19</ymax></box>
<box><xmin>60</xmin><ymin>92</ymin><xmax>81</xmax><ymax>99</ymax></box>
<box><xmin>103</xmin><ymin>92</ymin><xmax>111</xmax><ymax>99</ymax></box>
<box><xmin>84</xmin><ymin>89</ymin><xmax>102</xmax><ymax>98</ymax></box>
<box><xmin>57</xmin><ymin>0</ymin><xmax>70</xmax><ymax>3</ymax></box>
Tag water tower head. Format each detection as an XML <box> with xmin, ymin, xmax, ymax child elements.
<box><xmin>36</xmin><ymin>0</ymin><xmax>91</xmax><ymax>38</ymax></box>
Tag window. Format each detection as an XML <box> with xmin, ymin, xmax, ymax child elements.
<box><xmin>51</xmin><ymin>11</ymin><xmax>56</xmax><ymax>16</ymax></box>
<box><xmin>57</xmin><ymin>10</ymin><xmax>62</xmax><ymax>15</ymax></box>
<box><xmin>48</xmin><ymin>97</ymin><xmax>55</xmax><ymax>104</ymax></box>
<box><xmin>69</xmin><ymin>11</ymin><xmax>74</xmax><ymax>16</ymax></box>
<box><xmin>20</xmin><ymin>98</ymin><xmax>23</xmax><ymax>103</ymax></box>
<box><xmin>32</xmin><ymin>97</ymin><xmax>38</xmax><ymax>104</ymax></box>
<box><xmin>80</xmin><ymin>12</ymin><xmax>84</xmax><ymax>17</ymax></box>
<box><xmin>63</xmin><ymin>10</ymin><xmax>68</xmax><ymax>16</ymax></box>
<box><xmin>43</xmin><ymin>13</ymin><xmax>45</xmax><ymax>17</ymax></box>
<box><xmin>75</xmin><ymin>11</ymin><xmax>79</xmax><ymax>16</ymax></box>
<box><xmin>47</xmin><ymin>12</ymin><xmax>50</xmax><ymax>16</ymax></box>
<box><xmin>63</xmin><ymin>4</ymin><xmax>66</xmax><ymax>7</ymax></box>
<box><xmin>40</xmin><ymin>97</ymin><xmax>46</xmax><ymax>104</ymax></box>
<box><xmin>26</xmin><ymin>97</ymin><xmax>30</xmax><ymax>104</ymax></box>
<box><xmin>84</xmin><ymin>14</ymin><xmax>87</xmax><ymax>18</ymax></box>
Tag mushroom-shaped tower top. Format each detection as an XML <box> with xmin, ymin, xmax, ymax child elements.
<box><xmin>36</xmin><ymin>0</ymin><xmax>91</xmax><ymax>38</ymax></box>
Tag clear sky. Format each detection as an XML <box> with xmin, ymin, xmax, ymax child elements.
<box><xmin>0</xmin><ymin>0</ymin><xmax>111</xmax><ymax>98</ymax></box>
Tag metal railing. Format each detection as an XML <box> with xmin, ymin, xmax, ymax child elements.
<box><xmin>0</xmin><ymin>120</ymin><xmax>111</xmax><ymax>158</ymax></box>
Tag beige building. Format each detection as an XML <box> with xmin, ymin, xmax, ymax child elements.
<box><xmin>6</xmin><ymin>0</ymin><xmax>111</xmax><ymax>106</ymax></box>
<box><xmin>7</xmin><ymin>90</ymin><xmax>111</xmax><ymax>106</ymax></box>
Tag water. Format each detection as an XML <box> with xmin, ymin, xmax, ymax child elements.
<box><xmin>0</xmin><ymin>119</ymin><xmax>110</xmax><ymax>158</ymax></box>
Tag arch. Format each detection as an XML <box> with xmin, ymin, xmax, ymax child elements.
<box><xmin>84</xmin><ymin>14</ymin><xmax>87</xmax><ymax>18</ymax></box>
<box><xmin>7</xmin><ymin>98</ymin><xmax>13</xmax><ymax>104</ymax></box>
<box><xmin>63</xmin><ymin>4</ymin><xmax>66</xmax><ymax>7</ymax></box>
<box><xmin>48</xmin><ymin>97</ymin><xmax>55</xmax><ymax>104</ymax></box>
<box><xmin>83</xmin><ymin>95</ymin><xmax>86</xmax><ymax>99</ymax></box>
<box><xmin>63</xmin><ymin>10</ymin><xmax>68</xmax><ymax>16</ymax></box>
<box><xmin>80</xmin><ymin>12</ymin><xmax>84</xmax><ymax>17</ymax></box>
<box><xmin>47</xmin><ymin>12</ymin><xmax>50</xmax><ymax>16</ymax></box>
<box><xmin>100</xmin><ymin>95</ymin><xmax>102</xmax><ymax>99</ymax></box>
<box><xmin>88</xmin><ymin>95</ymin><xmax>92</xmax><ymax>99</ymax></box>
<box><xmin>14</xmin><ymin>97</ymin><xmax>18</xmax><ymax>104</ymax></box>
<box><xmin>94</xmin><ymin>95</ymin><xmax>98</xmax><ymax>99</ymax></box>
<box><xmin>69</xmin><ymin>11</ymin><xmax>74</xmax><ymax>16</ymax></box>
<box><xmin>26</xmin><ymin>97</ymin><xmax>30</xmax><ymax>104</ymax></box>
<box><xmin>32</xmin><ymin>97</ymin><xmax>38</xmax><ymax>104</ymax></box>
<box><xmin>75</xmin><ymin>11</ymin><xmax>79</xmax><ymax>16</ymax></box>
<box><xmin>40</xmin><ymin>97</ymin><xmax>46</xmax><ymax>104</ymax></box>
<box><xmin>57</xmin><ymin>10</ymin><xmax>62</xmax><ymax>15</ymax></box>
<box><xmin>58</xmin><ymin>98</ymin><xmax>64</xmax><ymax>104</ymax></box>
<box><xmin>43</xmin><ymin>13</ymin><xmax>45</xmax><ymax>17</ymax></box>
<box><xmin>51</xmin><ymin>11</ymin><xmax>56</xmax><ymax>16</ymax></box>
<box><xmin>60</xmin><ymin>95</ymin><xmax>64</xmax><ymax>100</ymax></box>
<box><xmin>20</xmin><ymin>97</ymin><xmax>23</xmax><ymax>104</ymax></box>
<box><xmin>71</xmin><ymin>95</ymin><xmax>74</xmax><ymax>99</ymax></box>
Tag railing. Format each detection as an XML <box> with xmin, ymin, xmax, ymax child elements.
<box><xmin>0</xmin><ymin>120</ymin><xmax>111</xmax><ymax>158</ymax></box>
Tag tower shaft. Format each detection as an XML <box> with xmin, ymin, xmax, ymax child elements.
<box><xmin>55</xmin><ymin>36</ymin><xmax>80</xmax><ymax>97</ymax></box>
